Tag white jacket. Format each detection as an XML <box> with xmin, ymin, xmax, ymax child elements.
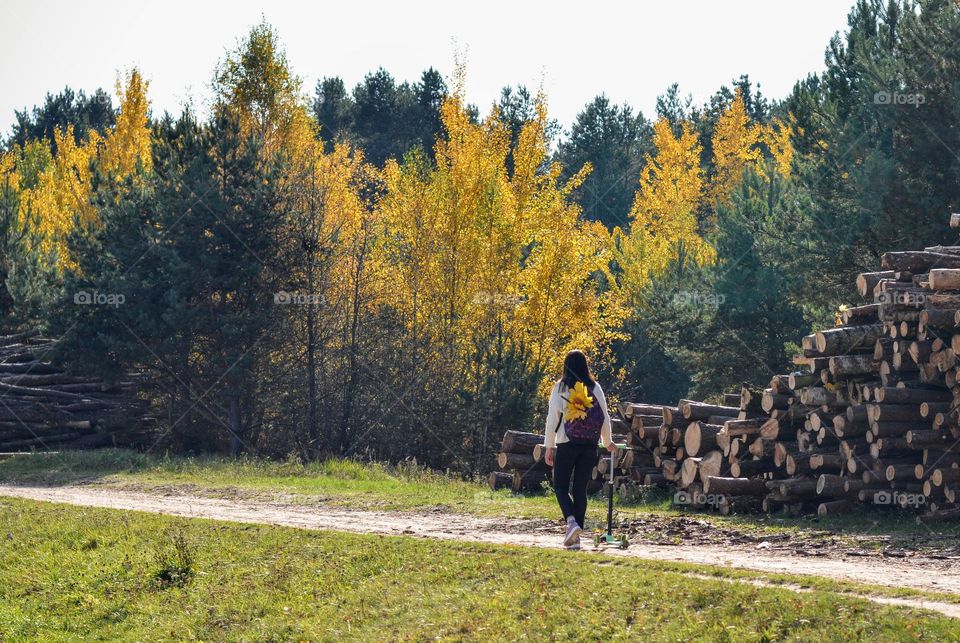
<box><xmin>543</xmin><ymin>380</ymin><xmax>613</xmax><ymax>449</ymax></box>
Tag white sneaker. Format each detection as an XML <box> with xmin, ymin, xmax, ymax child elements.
<box><xmin>563</xmin><ymin>519</ymin><xmax>582</xmax><ymax>547</ymax></box>
<box><xmin>564</xmin><ymin>537</ymin><xmax>581</xmax><ymax>551</ymax></box>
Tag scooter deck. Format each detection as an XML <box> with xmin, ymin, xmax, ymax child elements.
<box><xmin>593</xmin><ymin>533</ymin><xmax>629</xmax><ymax>549</ymax></box>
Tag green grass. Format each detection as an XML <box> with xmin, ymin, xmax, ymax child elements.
<box><xmin>0</xmin><ymin>498</ymin><xmax>957</xmax><ymax>641</ymax></box>
<box><xmin>0</xmin><ymin>449</ymin><xmax>563</xmax><ymax>518</ymax></box>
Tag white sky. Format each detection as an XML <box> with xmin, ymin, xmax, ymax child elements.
<box><xmin>0</xmin><ymin>0</ymin><xmax>854</xmax><ymax>138</ymax></box>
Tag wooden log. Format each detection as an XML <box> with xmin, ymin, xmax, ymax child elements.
<box><xmin>872</xmin><ymin>421</ymin><xmax>928</xmax><ymax>438</ymax></box>
<box><xmin>857</xmin><ymin>271</ymin><xmax>895</xmax><ymax>298</ymax></box>
<box><xmin>834</xmin><ymin>415</ymin><xmax>869</xmax><ymax>438</ymax></box>
<box><xmin>885</xmin><ymin>464</ymin><xmax>923</xmax><ymax>482</ymax></box>
<box><xmin>627</xmin><ymin>403</ymin><xmax>666</xmax><ymax>418</ymax></box>
<box><xmin>815</xmin><ymin>324</ymin><xmax>884</xmax><ymax>355</ymax></box>
<box><xmin>846</xmin><ymin>404</ymin><xmax>870</xmax><ymax>423</ymax></box>
<box><xmin>808</xmin><ymin>410</ymin><xmax>838</xmax><ymax>432</ymax></box>
<box><xmin>810</xmin><ymin>454</ymin><xmax>844</xmax><ymax>473</ymax></box>
<box><xmin>497</xmin><ymin>452</ymin><xmax>548</xmax><ymax>471</ymax></box>
<box><xmin>679</xmin><ymin>458</ymin><xmax>701</xmax><ymax>488</ymax></box>
<box><xmin>840</xmin><ymin>438</ymin><xmax>870</xmax><ymax>461</ymax></box>
<box><xmin>0</xmin><ymin>362</ymin><xmax>63</xmax><ymax>377</ymax></box>
<box><xmin>532</xmin><ymin>444</ymin><xmax>544</xmax><ymax>462</ymax></box>
<box><xmin>874</xmin><ymin>387</ymin><xmax>951</xmax><ymax>404</ymax></box>
<box><xmin>867</xmin><ymin>404</ymin><xmax>924</xmax><ymax>423</ymax></box>
<box><xmin>697</xmin><ymin>450</ymin><xmax>725</xmax><ymax>480</ymax></box>
<box><xmin>723</xmin><ymin>417</ymin><xmax>766</xmax><ymax>436</ymax></box>
<box><xmin>861</xmin><ymin>470</ymin><xmax>886</xmax><ymax>485</ymax></box>
<box><xmin>631</xmin><ymin>414</ymin><xmax>664</xmax><ymax>432</ymax></box>
<box><xmin>920</xmin><ymin>507</ymin><xmax>960</xmax><ymax>522</ymax></box>
<box><xmin>817</xmin><ymin>499</ymin><xmax>853</xmax><ymax>516</ymax></box>
<box><xmin>661</xmin><ymin>459</ymin><xmax>679</xmax><ymax>481</ymax></box>
<box><xmin>723</xmin><ymin>393</ymin><xmax>741</xmax><ymax>407</ymax></box>
<box><xmin>679</xmin><ymin>400</ymin><xmax>739</xmax><ymax>421</ymax></box>
<box><xmin>927</xmin><ymin>293</ymin><xmax>960</xmax><ymax>308</ymax></box>
<box><xmin>661</xmin><ymin>406</ymin><xmax>681</xmax><ymax>425</ymax></box>
<box><xmin>829</xmin><ymin>354</ymin><xmax>876</xmax><ymax>377</ymax></box>
<box><xmin>931</xmin><ymin>468</ymin><xmax>960</xmax><ymax>487</ymax></box>
<box><xmin>816</xmin><ymin>474</ymin><xmax>849</xmax><ymax>496</ymax></box>
<box><xmin>684</xmin><ymin>422</ymin><xmax>722</xmax><ymax>456</ymax></box>
<box><xmin>761</xmin><ymin>389</ymin><xmax>792</xmax><ymax>413</ymax></box>
<box><xmin>920</xmin><ymin>402</ymin><xmax>951</xmax><ymax>418</ymax></box>
<box><xmin>799</xmin><ymin>387</ymin><xmax>841</xmax><ymax>407</ymax></box>
<box><xmin>730</xmin><ymin>458</ymin><xmax>778</xmax><ymax>477</ymax></box>
<box><xmin>739</xmin><ymin>386</ymin><xmax>764</xmax><ymax>412</ymax></box>
<box><xmin>921</xmin><ymin>308</ymin><xmax>960</xmax><ymax>330</ymax></box>
<box><xmin>0</xmin><ymin>431</ymin><xmax>95</xmax><ymax>450</ymax></box>
<box><xmin>882</xmin><ymin>251</ymin><xmax>960</xmax><ymax>273</ymax></box>
<box><xmin>842</xmin><ymin>303</ymin><xmax>880</xmax><ymax>325</ymax></box>
<box><xmin>501</xmin><ymin>431</ymin><xmax>542</xmax><ymax>454</ymax></box>
<box><xmin>643</xmin><ymin>473</ymin><xmax>667</xmax><ymax>486</ymax></box>
<box><xmin>718</xmin><ymin>495</ymin><xmax>764</xmax><ymax>515</ymax></box>
<box><xmin>778</xmin><ymin>477</ymin><xmax>819</xmax><ymax>498</ymax></box>
<box><xmin>747</xmin><ymin>438</ymin><xmax>776</xmax><ymax>458</ymax></box>
<box><xmin>842</xmin><ymin>479</ymin><xmax>867</xmax><ymax>494</ymax></box>
<box><xmin>906</xmin><ymin>430</ymin><xmax>952</xmax><ymax>449</ymax></box>
<box><xmin>773</xmin><ymin>442</ymin><xmax>794</xmax><ymax>467</ymax></box>
<box><xmin>786</xmin><ymin>453</ymin><xmax>812</xmax><ymax>476</ymax></box>
<box><xmin>511</xmin><ymin>470</ymin><xmax>548</xmax><ymax>492</ymax></box>
<box><xmin>703</xmin><ymin>476</ymin><xmax>768</xmax><ymax>496</ymax></box>
<box><xmin>760</xmin><ymin>417</ymin><xmax>794</xmax><ymax>441</ymax></box>
<box><xmin>0</xmin><ymin>374</ymin><xmax>101</xmax><ymax>387</ymax></box>
<box><xmin>787</xmin><ymin>372</ymin><xmax>820</xmax><ymax>390</ymax></box>
<box><xmin>488</xmin><ymin>471</ymin><xmax>512</xmax><ymax>490</ymax></box>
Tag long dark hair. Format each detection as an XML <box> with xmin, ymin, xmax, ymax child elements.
<box><xmin>561</xmin><ymin>349</ymin><xmax>595</xmax><ymax>389</ymax></box>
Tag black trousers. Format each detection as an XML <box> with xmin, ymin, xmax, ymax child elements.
<box><xmin>553</xmin><ymin>441</ymin><xmax>594</xmax><ymax>529</ymax></box>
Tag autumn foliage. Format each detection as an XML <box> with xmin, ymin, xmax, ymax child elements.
<box><xmin>0</xmin><ymin>24</ymin><xmax>794</xmax><ymax>465</ymax></box>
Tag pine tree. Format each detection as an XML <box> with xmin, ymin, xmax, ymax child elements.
<box><xmin>53</xmin><ymin>112</ymin><xmax>285</xmax><ymax>454</ymax></box>
<box><xmin>556</xmin><ymin>95</ymin><xmax>652</xmax><ymax>229</ymax></box>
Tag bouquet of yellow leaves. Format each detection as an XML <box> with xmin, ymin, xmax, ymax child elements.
<box><xmin>564</xmin><ymin>381</ymin><xmax>594</xmax><ymax>422</ymax></box>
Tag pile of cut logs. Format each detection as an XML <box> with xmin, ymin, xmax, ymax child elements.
<box><xmin>489</xmin><ymin>414</ymin><xmax>661</xmax><ymax>496</ymax></box>
<box><xmin>488</xmin><ymin>430</ymin><xmax>551</xmax><ymax>492</ymax></box>
<box><xmin>491</xmin><ymin>215</ymin><xmax>960</xmax><ymax>520</ymax></box>
<box><xmin>618</xmin><ymin>216</ymin><xmax>960</xmax><ymax>520</ymax></box>
<box><xmin>0</xmin><ymin>330</ymin><xmax>153</xmax><ymax>451</ymax></box>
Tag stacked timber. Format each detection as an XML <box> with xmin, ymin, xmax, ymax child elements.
<box><xmin>0</xmin><ymin>330</ymin><xmax>153</xmax><ymax>451</ymax></box>
<box><xmin>489</xmin><ymin>430</ymin><xmax>549</xmax><ymax>491</ymax></box>
<box><xmin>489</xmin><ymin>412</ymin><xmax>635</xmax><ymax>494</ymax></box>
<box><xmin>602</xmin><ymin>403</ymin><xmax>667</xmax><ymax>501</ymax></box>
<box><xmin>620</xmin><ymin>214</ymin><xmax>960</xmax><ymax>520</ymax></box>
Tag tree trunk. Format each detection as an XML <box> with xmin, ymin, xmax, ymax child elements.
<box><xmin>229</xmin><ymin>393</ymin><xmax>243</xmax><ymax>457</ymax></box>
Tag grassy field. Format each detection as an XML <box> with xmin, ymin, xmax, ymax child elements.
<box><xmin>0</xmin><ymin>449</ymin><xmax>567</xmax><ymax>518</ymax></box>
<box><xmin>0</xmin><ymin>497</ymin><xmax>957</xmax><ymax>641</ymax></box>
<box><xmin>0</xmin><ymin>449</ymin><xmax>955</xmax><ymax>540</ymax></box>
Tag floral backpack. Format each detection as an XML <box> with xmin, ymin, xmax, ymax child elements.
<box><xmin>561</xmin><ymin>381</ymin><xmax>605</xmax><ymax>443</ymax></box>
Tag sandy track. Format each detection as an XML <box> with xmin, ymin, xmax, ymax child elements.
<box><xmin>2</xmin><ymin>483</ymin><xmax>959</xmax><ymax>618</ymax></box>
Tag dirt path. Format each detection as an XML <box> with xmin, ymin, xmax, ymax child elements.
<box><xmin>2</xmin><ymin>483</ymin><xmax>959</xmax><ymax>618</ymax></box>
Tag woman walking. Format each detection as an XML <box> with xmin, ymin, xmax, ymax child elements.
<box><xmin>543</xmin><ymin>350</ymin><xmax>616</xmax><ymax>550</ymax></box>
